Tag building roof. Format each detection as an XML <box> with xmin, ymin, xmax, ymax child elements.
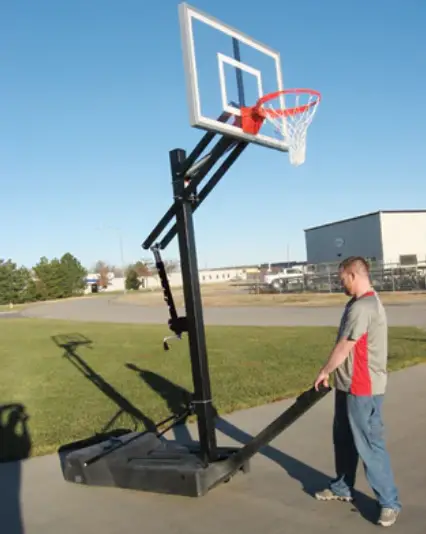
<box><xmin>197</xmin><ymin>260</ymin><xmax>307</xmax><ymax>272</ymax></box>
<box><xmin>198</xmin><ymin>264</ymin><xmax>258</xmax><ymax>272</ymax></box>
<box><xmin>304</xmin><ymin>210</ymin><xmax>426</xmax><ymax>232</ymax></box>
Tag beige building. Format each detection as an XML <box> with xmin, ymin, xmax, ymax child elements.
<box><xmin>304</xmin><ymin>210</ymin><xmax>426</xmax><ymax>266</ymax></box>
<box><xmin>142</xmin><ymin>265</ymin><xmax>254</xmax><ymax>290</ymax></box>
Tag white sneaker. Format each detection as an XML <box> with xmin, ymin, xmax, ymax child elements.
<box><xmin>314</xmin><ymin>488</ymin><xmax>353</xmax><ymax>502</ymax></box>
<box><xmin>378</xmin><ymin>507</ymin><xmax>400</xmax><ymax>527</ymax></box>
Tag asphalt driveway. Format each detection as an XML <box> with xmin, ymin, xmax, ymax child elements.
<box><xmin>20</xmin><ymin>296</ymin><xmax>426</xmax><ymax>327</ymax></box>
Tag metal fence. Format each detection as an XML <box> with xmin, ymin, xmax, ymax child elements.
<box><xmin>253</xmin><ymin>260</ymin><xmax>426</xmax><ymax>294</ymax></box>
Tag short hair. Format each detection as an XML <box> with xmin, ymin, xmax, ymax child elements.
<box><xmin>339</xmin><ymin>256</ymin><xmax>370</xmax><ymax>275</ymax></box>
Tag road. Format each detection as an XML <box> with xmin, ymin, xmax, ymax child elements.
<box><xmin>20</xmin><ymin>296</ymin><xmax>426</xmax><ymax>327</ymax></box>
<box><xmin>0</xmin><ymin>311</ymin><xmax>22</xmax><ymax>319</ymax></box>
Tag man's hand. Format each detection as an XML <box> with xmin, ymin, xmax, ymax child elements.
<box><xmin>314</xmin><ymin>369</ymin><xmax>330</xmax><ymax>391</ymax></box>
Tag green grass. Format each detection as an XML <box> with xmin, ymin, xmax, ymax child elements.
<box><xmin>1</xmin><ymin>318</ymin><xmax>425</xmax><ymax>458</ymax></box>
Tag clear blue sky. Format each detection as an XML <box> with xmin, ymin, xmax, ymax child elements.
<box><xmin>1</xmin><ymin>0</ymin><xmax>425</xmax><ymax>271</ymax></box>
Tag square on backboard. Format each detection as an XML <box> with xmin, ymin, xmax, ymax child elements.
<box><xmin>178</xmin><ymin>2</ymin><xmax>289</xmax><ymax>153</ymax></box>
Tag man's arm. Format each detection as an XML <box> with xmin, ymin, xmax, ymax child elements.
<box><xmin>314</xmin><ymin>301</ymin><xmax>370</xmax><ymax>389</ymax></box>
<box><xmin>320</xmin><ymin>337</ymin><xmax>356</xmax><ymax>374</ymax></box>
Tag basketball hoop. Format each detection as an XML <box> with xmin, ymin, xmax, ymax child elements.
<box><xmin>240</xmin><ymin>89</ymin><xmax>321</xmax><ymax>166</ymax></box>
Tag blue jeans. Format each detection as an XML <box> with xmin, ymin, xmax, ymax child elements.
<box><xmin>330</xmin><ymin>390</ymin><xmax>401</xmax><ymax>511</ymax></box>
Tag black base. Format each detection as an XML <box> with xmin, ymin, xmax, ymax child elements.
<box><xmin>61</xmin><ymin>432</ymin><xmax>249</xmax><ymax>497</ymax></box>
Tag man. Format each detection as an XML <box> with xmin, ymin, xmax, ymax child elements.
<box><xmin>313</xmin><ymin>256</ymin><xmax>401</xmax><ymax>528</ymax></box>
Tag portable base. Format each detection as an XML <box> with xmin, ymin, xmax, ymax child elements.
<box><xmin>61</xmin><ymin>385</ymin><xmax>330</xmax><ymax>497</ymax></box>
<box><xmin>61</xmin><ymin>431</ymin><xmax>249</xmax><ymax>498</ymax></box>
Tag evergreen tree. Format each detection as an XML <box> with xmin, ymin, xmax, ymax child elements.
<box><xmin>32</xmin><ymin>254</ymin><xmax>87</xmax><ymax>300</ymax></box>
<box><xmin>125</xmin><ymin>268</ymin><xmax>141</xmax><ymax>290</ymax></box>
<box><xmin>0</xmin><ymin>259</ymin><xmax>33</xmax><ymax>305</ymax></box>
<box><xmin>60</xmin><ymin>253</ymin><xmax>87</xmax><ymax>296</ymax></box>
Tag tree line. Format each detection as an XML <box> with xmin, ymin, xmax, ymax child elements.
<box><xmin>0</xmin><ymin>254</ymin><xmax>179</xmax><ymax>306</ymax></box>
<box><xmin>0</xmin><ymin>254</ymin><xmax>87</xmax><ymax>305</ymax></box>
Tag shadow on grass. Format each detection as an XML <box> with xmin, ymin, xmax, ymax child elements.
<box><xmin>126</xmin><ymin>363</ymin><xmax>378</xmax><ymax>524</ymax></box>
<box><xmin>52</xmin><ymin>334</ymin><xmax>157</xmax><ymax>435</ymax></box>
<box><xmin>125</xmin><ymin>364</ymin><xmax>194</xmax><ymax>443</ymax></box>
<box><xmin>52</xmin><ymin>334</ymin><xmax>158</xmax><ymax>464</ymax></box>
<box><xmin>0</xmin><ymin>403</ymin><xmax>32</xmax><ymax>534</ymax></box>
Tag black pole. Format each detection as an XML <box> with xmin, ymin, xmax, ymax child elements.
<box><xmin>232</xmin><ymin>38</ymin><xmax>245</xmax><ymax>108</ymax></box>
<box><xmin>207</xmin><ymin>385</ymin><xmax>331</xmax><ymax>489</ymax></box>
<box><xmin>170</xmin><ymin>148</ymin><xmax>218</xmax><ymax>463</ymax></box>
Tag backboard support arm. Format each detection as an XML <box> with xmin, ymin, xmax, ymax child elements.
<box><xmin>159</xmin><ymin>141</ymin><xmax>247</xmax><ymax>249</ymax></box>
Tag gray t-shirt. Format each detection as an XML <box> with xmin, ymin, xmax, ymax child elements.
<box><xmin>334</xmin><ymin>290</ymin><xmax>388</xmax><ymax>396</ymax></box>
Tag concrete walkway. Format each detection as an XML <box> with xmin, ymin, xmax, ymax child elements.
<box><xmin>1</xmin><ymin>364</ymin><xmax>425</xmax><ymax>534</ymax></box>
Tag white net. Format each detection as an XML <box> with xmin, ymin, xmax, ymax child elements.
<box><xmin>261</xmin><ymin>92</ymin><xmax>320</xmax><ymax>166</ymax></box>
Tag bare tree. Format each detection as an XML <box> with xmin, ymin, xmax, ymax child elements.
<box><xmin>163</xmin><ymin>259</ymin><xmax>180</xmax><ymax>273</ymax></box>
<box><xmin>133</xmin><ymin>260</ymin><xmax>154</xmax><ymax>278</ymax></box>
<box><xmin>93</xmin><ymin>260</ymin><xmax>111</xmax><ymax>289</ymax></box>
<box><xmin>111</xmin><ymin>266</ymin><xmax>124</xmax><ymax>277</ymax></box>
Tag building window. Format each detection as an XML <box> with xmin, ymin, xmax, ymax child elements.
<box><xmin>399</xmin><ymin>254</ymin><xmax>417</xmax><ymax>266</ymax></box>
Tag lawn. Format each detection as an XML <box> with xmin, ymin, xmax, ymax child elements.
<box><xmin>1</xmin><ymin>318</ymin><xmax>425</xmax><ymax>458</ymax></box>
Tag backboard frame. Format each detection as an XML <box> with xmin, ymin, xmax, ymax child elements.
<box><xmin>178</xmin><ymin>2</ymin><xmax>289</xmax><ymax>153</ymax></box>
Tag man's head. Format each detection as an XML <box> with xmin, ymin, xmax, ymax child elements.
<box><xmin>338</xmin><ymin>256</ymin><xmax>372</xmax><ymax>298</ymax></box>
